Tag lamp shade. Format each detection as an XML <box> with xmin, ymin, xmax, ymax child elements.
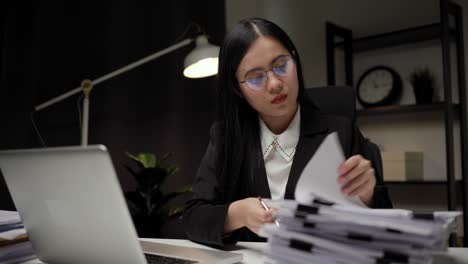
<box><xmin>183</xmin><ymin>35</ymin><xmax>219</xmax><ymax>78</ymax></box>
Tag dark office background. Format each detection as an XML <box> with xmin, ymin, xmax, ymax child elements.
<box><xmin>0</xmin><ymin>1</ymin><xmax>225</xmax><ymax>237</ymax></box>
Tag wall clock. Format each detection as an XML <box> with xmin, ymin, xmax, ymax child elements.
<box><xmin>356</xmin><ymin>66</ymin><xmax>402</xmax><ymax>107</ymax></box>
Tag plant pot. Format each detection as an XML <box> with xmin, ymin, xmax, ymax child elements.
<box><xmin>412</xmin><ymin>79</ymin><xmax>434</xmax><ymax>104</ymax></box>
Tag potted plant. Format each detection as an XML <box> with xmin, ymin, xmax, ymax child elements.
<box><xmin>123</xmin><ymin>152</ymin><xmax>191</xmax><ymax>238</ymax></box>
<box><xmin>409</xmin><ymin>67</ymin><xmax>435</xmax><ymax>104</ymax></box>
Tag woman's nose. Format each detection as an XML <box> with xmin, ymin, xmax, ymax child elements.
<box><xmin>265</xmin><ymin>71</ymin><xmax>283</xmax><ymax>93</ymax></box>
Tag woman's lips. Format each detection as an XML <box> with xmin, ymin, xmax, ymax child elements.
<box><xmin>271</xmin><ymin>94</ymin><xmax>287</xmax><ymax>104</ymax></box>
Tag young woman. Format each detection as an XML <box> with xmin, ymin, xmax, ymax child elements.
<box><xmin>183</xmin><ymin>18</ymin><xmax>392</xmax><ymax>246</ymax></box>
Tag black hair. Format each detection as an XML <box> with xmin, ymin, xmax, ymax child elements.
<box><xmin>215</xmin><ymin>18</ymin><xmax>313</xmax><ymax>199</ymax></box>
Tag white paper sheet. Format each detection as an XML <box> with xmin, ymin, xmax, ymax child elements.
<box><xmin>0</xmin><ymin>228</ymin><xmax>27</xmax><ymax>240</ymax></box>
<box><xmin>294</xmin><ymin>132</ymin><xmax>366</xmax><ymax>207</ymax></box>
<box><xmin>0</xmin><ymin>211</ymin><xmax>21</xmax><ymax>225</ymax></box>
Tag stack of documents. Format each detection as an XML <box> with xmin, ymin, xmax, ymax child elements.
<box><xmin>0</xmin><ymin>210</ymin><xmax>35</xmax><ymax>264</ymax></box>
<box><xmin>259</xmin><ymin>200</ymin><xmax>460</xmax><ymax>264</ymax></box>
<box><xmin>258</xmin><ymin>132</ymin><xmax>460</xmax><ymax>264</ymax></box>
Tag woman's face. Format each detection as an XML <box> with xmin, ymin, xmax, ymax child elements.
<box><xmin>236</xmin><ymin>36</ymin><xmax>299</xmax><ymax>122</ymax></box>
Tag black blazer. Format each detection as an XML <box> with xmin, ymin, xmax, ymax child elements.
<box><xmin>183</xmin><ymin>103</ymin><xmax>393</xmax><ymax>247</ymax></box>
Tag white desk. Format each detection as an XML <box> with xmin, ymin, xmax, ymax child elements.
<box><xmin>18</xmin><ymin>238</ymin><xmax>264</xmax><ymax>264</ymax></box>
<box><xmin>18</xmin><ymin>238</ymin><xmax>468</xmax><ymax>264</ymax></box>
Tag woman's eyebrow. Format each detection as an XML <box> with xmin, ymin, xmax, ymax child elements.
<box><xmin>271</xmin><ymin>54</ymin><xmax>289</xmax><ymax>64</ymax></box>
<box><xmin>242</xmin><ymin>66</ymin><xmax>263</xmax><ymax>76</ymax></box>
<box><xmin>242</xmin><ymin>54</ymin><xmax>289</xmax><ymax>76</ymax></box>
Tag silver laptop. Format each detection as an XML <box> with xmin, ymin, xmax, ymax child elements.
<box><xmin>0</xmin><ymin>145</ymin><xmax>242</xmax><ymax>264</ymax></box>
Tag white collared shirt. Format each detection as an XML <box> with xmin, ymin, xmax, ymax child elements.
<box><xmin>260</xmin><ymin>106</ymin><xmax>301</xmax><ymax>200</ymax></box>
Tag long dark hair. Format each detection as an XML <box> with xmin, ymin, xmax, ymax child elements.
<box><xmin>215</xmin><ymin>18</ymin><xmax>312</xmax><ymax>199</ymax></box>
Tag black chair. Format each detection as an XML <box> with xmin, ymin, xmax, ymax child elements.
<box><xmin>307</xmin><ymin>86</ymin><xmax>356</xmax><ymax>122</ymax></box>
<box><xmin>306</xmin><ymin>86</ymin><xmax>378</xmax><ymax>176</ymax></box>
<box><xmin>306</xmin><ymin>86</ymin><xmax>391</xmax><ymax>208</ymax></box>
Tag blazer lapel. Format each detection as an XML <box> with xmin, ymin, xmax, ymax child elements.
<box><xmin>254</xmin><ymin>156</ymin><xmax>271</xmax><ymax>199</ymax></box>
<box><xmin>245</xmin><ymin>141</ymin><xmax>271</xmax><ymax>199</ymax></box>
<box><xmin>284</xmin><ymin>105</ymin><xmax>329</xmax><ymax>199</ymax></box>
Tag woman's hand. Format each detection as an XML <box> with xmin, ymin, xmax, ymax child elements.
<box><xmin>337</xmin><ymin>155</ymin><xmax>376</xmax><ymax>206</ymax></box>
<box><xmin>224</xmin><ymin>197</ymin><xmax>276</xmax><ymax>234</ymax></box>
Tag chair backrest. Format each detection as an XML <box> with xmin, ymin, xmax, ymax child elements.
<box><xmin>306</xmin><ymin>86</ymin><xmax>356</xmax><ymax>122</ymax></box>
<box><xmin>306</xmin><ymin>86</ymin><xmax>385</xmax><ymax>185</ymax></box>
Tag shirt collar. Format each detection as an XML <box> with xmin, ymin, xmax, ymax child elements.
<box><xmin>260</xmin><ymin>105</ymin><xmax>301</xmax><ymax>161</ymax></box>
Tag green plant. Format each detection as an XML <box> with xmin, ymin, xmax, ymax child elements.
<box><xmin>123</xmin><ymin>152</ymin><xmax>191</xmax><ymax>237</ymax></box>
<box><xmin>409</xmin><ymin>67</ymin><xmax>434</xmax><ymax>84</ymax></box>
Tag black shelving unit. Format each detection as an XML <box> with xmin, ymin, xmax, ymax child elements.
<box><xmin>326</xmin><ymin>0</ymin><xmax>468</xmax><ymax>245</ymax></box>
<box><xmin>357</xmin><ymin>103</ymin><xmax>460</xmax><ymax>117</ymax></box>
<box><xmin>334</xmin><ymin>23</ymin><xmax>456</xmax><ymax>53</ymax></box>
<box><xmin>385</xmin><ymin>180</ymin><xmax>461</xmax><ymax>185</ymax></box>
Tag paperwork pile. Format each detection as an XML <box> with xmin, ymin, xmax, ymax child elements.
<box><xmin>260</xmin><ymin>200</ymin><xmax>459</xmax><ymax>264</ymax></box>
<box><xmin>0</xmin><ymin>210</ymin><xmax>35</xmax><ymax>264</ymax></box>
<box><xmin>259</xmin><ymin>133</ymin><xmax>460</xmax><ymax>264</ymax></box>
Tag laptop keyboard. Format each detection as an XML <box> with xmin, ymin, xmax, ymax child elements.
<box><xmin>144</xmin><ymin>253</ymin><xmax>198</xmax><ymax>264</ymax></box>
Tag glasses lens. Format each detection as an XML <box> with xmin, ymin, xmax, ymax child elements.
<box><xmin>272</xmin><ymin>56</ymin><xmax>292</xmax><ymax>77</ymax></box>
<box><xmin>241</xmin><ymin>56</ymin><xmax>293</xmax><ymax>91</ymax></box>
<box><xmin>244</xmin><ymin>70</ymin><xmax>266</xmax><ymax>90</ymax></box>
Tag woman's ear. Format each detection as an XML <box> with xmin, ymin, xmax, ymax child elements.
<box><xmin>292</xmin><ymin>50</ymin><xmax>299</xmax><ymax>60</ymax></box>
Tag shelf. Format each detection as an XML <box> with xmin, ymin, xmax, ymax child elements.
<box><xmin>384</xmin><ymin>180</ymin><xmax>461</xmax><ymax>185</ymax></box>
<box><xmin>327</xmin><ymin>0</ymin><xmax>467</xmax><ymax>245</ymax></box>
<box><xmin>385</xmin><ymin>180</ymin><xmax>463</xmax><ymax>200</ymax></box>
<box><xmin>335</xmin><ymin>23</ymin><xmax>455</xmax><ymax>53</ymax></box>
<box><xmin>357</xmin><ymin>102</ymin><xmax>460</xmax><ymax>117</ymax></box>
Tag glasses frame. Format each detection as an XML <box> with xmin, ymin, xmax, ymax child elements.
<box><xmin>238</xmin><ymin>55</ymin><xmax>294</xmax><ymax>91</ymax></box>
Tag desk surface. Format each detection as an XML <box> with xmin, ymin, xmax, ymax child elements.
<box><xmin>19</xmin><ymin>238</ymin><xmax>468</xmax><ymax>264</ymax></box>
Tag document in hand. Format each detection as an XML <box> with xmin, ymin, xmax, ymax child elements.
<box><xmin>294</xmin><ymin>132</ymin><xmax>365</xmax><ymax>207</ymax></box>
<box><xmin>259</xmin><ymin>132</ymin><xmax>461</xmax><ymax>264</ymax></box>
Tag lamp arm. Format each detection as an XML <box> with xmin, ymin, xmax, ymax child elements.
<box><xmin>34</xmin><ymin>38</ymin><xmax>193</xmax><ymax>112</ymax></box>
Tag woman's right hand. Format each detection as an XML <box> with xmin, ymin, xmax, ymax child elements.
<box><xmin>224</xmin><ymin>197</ymin><xmax>276</xmax><ymax>234</ymax></box>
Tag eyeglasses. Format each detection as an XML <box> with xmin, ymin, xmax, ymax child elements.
<box><xmin>239</xmin><ymin>55</ymin><xmax>294</xmax><ymax>91</ymax></box>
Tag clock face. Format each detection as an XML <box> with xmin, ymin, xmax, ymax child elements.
<box><xmin>358</xmin><ymin>70</ymin><xmax>393</xmax><ymax>103</ymax></box>
<box><xmin>357</xmin><ymin>66</ymin><xmax>402</xmax><ymax>107</ymax></box>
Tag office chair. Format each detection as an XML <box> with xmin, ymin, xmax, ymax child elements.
<box><xmin>306</xmin><ymin>86</ymin><xmax>356</xmax><ymax>122</ymax></box>
<box><xmin>306</xmin><ymin>86</ymin><xmax>392</xmax><ymax>208</ymax></box>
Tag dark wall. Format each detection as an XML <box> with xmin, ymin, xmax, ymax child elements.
<box><xmin>0</xmin><ymin>0</ymin><xmax>225</xmax><ymax>231</ymax></box>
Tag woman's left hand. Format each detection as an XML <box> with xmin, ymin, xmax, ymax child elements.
<box><xmin>337</xmin><ymin>155</ymin><xmax>376</xmax><ymax>206</ymax></box>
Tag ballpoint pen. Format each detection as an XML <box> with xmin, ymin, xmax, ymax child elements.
<box><xmin>258</xmin><ymin>196</ymin><xmax>280</xmax><ymax>226</ymax></box>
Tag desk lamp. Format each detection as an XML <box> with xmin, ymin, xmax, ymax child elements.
<box><xmin>34</xmin><ymin>34</ymin><xmax>219</xmax><ymax>146</ymax></box>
